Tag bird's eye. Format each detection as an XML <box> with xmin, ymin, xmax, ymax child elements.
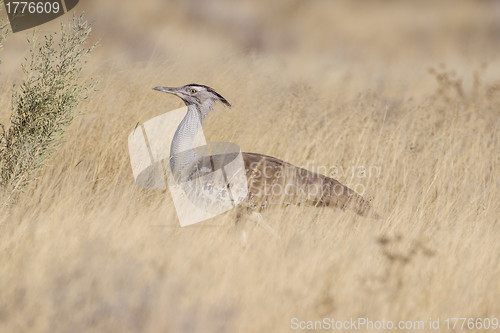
<box><xmin>188</xmin><ymin>88</ymin><xmax>197</xmax><ymax>94</ymax></box>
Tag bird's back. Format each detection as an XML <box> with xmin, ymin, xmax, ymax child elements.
<box><xmin>241</xmin><ymin>152</ymin><xmax>381</xmax><ymax>218</ymax></box>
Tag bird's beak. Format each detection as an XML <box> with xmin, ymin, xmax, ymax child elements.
<box><xmin>153</xmin><ymin>86</ymin><xmax>178</xmax><ymax>95</ymax></box>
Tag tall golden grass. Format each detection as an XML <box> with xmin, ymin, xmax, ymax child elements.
<box><xmin>0</xmin><ymin>0</ymin><xmax>499</xmax><ymax>332</ymax></box>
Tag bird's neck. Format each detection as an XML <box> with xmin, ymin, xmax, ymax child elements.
<box><xmin>169</xmin><ymin>104</ymin><xmax>208</xmax><ymax>176</ymax></box>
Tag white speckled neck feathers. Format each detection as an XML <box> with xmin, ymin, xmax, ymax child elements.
<box><xmin>169</xmin><ymin>103</ymin><xmax>211</xmax><ymax>177</ymax></box>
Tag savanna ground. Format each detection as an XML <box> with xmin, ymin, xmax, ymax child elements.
<box><xmin>1</xmin><ymin>0</ymin><xmax>499</xmax><ymax>332</ymax></box>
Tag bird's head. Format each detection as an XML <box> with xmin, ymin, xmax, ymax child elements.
<box><xmin>153</xmin><ymin>84</ymin><xmax>231</xmax><ymax>110</ymax></box>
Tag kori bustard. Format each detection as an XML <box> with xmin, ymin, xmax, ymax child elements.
<box><xmin>153</xmin><ymin>83</ymin><xmax>381</xmax><ymax>219</ymax></box>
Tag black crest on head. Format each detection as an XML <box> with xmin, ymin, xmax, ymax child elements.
<box><xmin>186</xmin><ymin>83</ymin><xmax>231</xmax><ymax>108</ymax></box>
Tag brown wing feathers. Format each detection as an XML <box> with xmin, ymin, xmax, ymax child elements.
<box><xmin>242</xmin><ymin>152</ymin><xmax>380</xmax><ymax>218</ymax></box>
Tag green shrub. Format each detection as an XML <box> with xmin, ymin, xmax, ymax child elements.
<box><xmin>0</xmin><ymin>14</ymin><xmax>96</xmax><ymax>196</ymax></box>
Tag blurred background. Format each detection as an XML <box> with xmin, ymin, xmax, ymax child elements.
<box><xmin>2</xmin><ymin>0</ymin><xmax>500</xmax><ymax>96</ymax></box>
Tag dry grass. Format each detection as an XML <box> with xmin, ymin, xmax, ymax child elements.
<box><xmin>0</xmin><ymin>0</ymin><xmax>499</xmax><ymax>332</ymax></box>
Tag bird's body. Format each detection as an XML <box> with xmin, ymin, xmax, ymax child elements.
<box><xmin>153</xmin><ymin>83</ymin><xmax>381</xmax><ymax>219</ymax></box>
<box><xmin>241</xmin><ymin>152</ymin><xmax>379</xmax><ymax>218</ymax></box>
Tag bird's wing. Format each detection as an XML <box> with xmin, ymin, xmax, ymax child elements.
<box><xmin>242</xmin><ymin>152</ymin><xmax>381</xmax><ymax>218</ymax></box>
